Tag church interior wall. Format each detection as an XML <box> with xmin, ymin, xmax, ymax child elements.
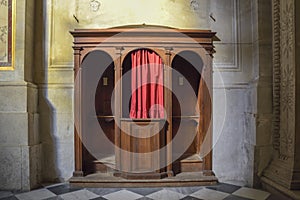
<box><xmin>0</xmin><ymin>0</ymin><xmax>274</xmax><ymax>190</ymax></box>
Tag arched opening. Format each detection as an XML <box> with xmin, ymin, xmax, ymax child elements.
<box><xmin>171</xmin><ymin>50</ymin><xmax>204</xmax><ymax>173</ymax></box>
<box><xmin>122</xmin><ymin>48</ymin><xmax>165</xmax><ymax>119</ymax></box>
<box><xmin>80</xmin><ymin>50</ymin><xmax>116</xmax><ymax>174</ymax></box>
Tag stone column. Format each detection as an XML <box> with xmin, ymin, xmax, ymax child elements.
<box><xmin>262</xmin><ymin>0</ymin><xmax>300</xmax><ymax>194</ymax></box>
<box><xmin>0</xmin><ymin>0</ymin><xmax>41</xmax><ymax>190</ymax></box>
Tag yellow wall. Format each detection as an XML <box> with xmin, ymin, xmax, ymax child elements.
<box><xmin>48</xmin><ymin>0</ymin><xmax>209</xmax><ymax>67</ymax></box>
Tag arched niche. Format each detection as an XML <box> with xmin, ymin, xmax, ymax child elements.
<box><xmin>80</xmin><ymin>50</ymin><xmax>116</xmax><ymax>174</ymax></box>
<box><xmin>121</xmin><ymin>48</ymin><xmax>165</xmax><ymax>118</ymax></box>
<box><xmin>171</xmin><ymin>50</ymin><xmax>211</xmax><ymax>174</ymax></box>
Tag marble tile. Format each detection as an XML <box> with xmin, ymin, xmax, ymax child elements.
<box><xmin>223</xmin><ymin>195</ymin><xmax>252</xmax><ymax>200</ymax></box>
<box><xmin>180</xmin><ymin>196</ymin><xmax>203</xmax><ymax>200</ymax></box>
<box><xmin>126</xmin><ymin>188</ymin><xmax>161</xmax><ymax>196</ymax></box>
<box><xmin>15</xmin><ymin>189</ymin><xmax>56</xmax><ymax>200</ymax></box>
<box><xmin>146</xmin><ymin>189</ymin><xmax>186</xmax><ymax>200</ymax></box>
<box><xmin>47</xmin><ymin>183</ymin><xmax>81</xmax><ymax>195</ymax></box>
<box><xmin>135</xmin><ymin>198</ymin><xmax>154</xmax><ymax>200</ymax></box>
<box><xmin>102</xmin><ymin>189</ymin><xmax>143</xmax><ymax>200</ymax></box>
<box><xmin>190</xmin><ymin>188</ymin><xmax>230</xmax><ymax>200</ymax></box>
<box><xmin>44</xmin><ymin>183</ymin><xmax>66</xmax><ymax>188</ymax></box>
<box><xmin>232</xmin><ymin>187</ymin><xmax>270</xmax><ymax>200</ymax></box>
<box><xmin>60</xmin><ymin>189</ymin><xmax>99</xmax><ymax>200</ymax></box>
<box><xmin>166</xmin><ymin>186</ymin><xmax>202</xmax><ymax>195</ymax></box>
<box><xmin>89</xmin><ymin>197</ymin><xmax>107</xmax><ymax>200</ymax></box>
<box><xmin>206</xmin><ymin>183</ymin><xmax>241</xmax><ymax>194</ymax></box>
<box><xmin>44</xmin><ymin>196</ymin><xmax>64</xmax><ymax>200</ymax></box>
<box><xmin>87</xmin><ymin>188</ymin><xmax>121</xmax><ymax>196</ymax></box>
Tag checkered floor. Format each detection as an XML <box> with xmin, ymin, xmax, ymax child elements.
<box><xmin>0</xmin><ymin>182</ymin><xmax>279</xmax><ymax>200</ymax></box>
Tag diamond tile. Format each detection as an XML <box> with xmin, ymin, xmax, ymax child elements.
<box><xmin>136</xmin><ymin>197</ymin><xmax>154</xmax><ymax>200</ymax></box>
<box><xmin>180</xmin><ymin>196</ymin><xmax>203</xmax><ymax>200</ymax></box>
<box><xmin>166</xmin><ymin>187</ymin><xmax>203</xmax><ymax>195</ymax></box>
<box><xmin>15</xmin><ymin>189</ymin><xmax>56</xmax><ymax>200</ymax></box>
<box><xmin>126</xmin><ymin>188</ymin><xmax>161</xmax><ymax>196</ymax></box>
<box><xmin>90</xmin><ymin>197</ymin><xmax>108</xmax><ymax>200</ymax></box>
<box><xmin>44</xmin><ymin>196</ymin><xmax>64</xmax><ymax>200</ymax></box>
<box><xmin>146</xmin><ymin>189</ymin><xmax>186</xmax><ymax>200</ymax></box>
<box><xmin>44</xmin><ymin>183</ymin><xmax>67</xmax><ymax>188</ymax></box>
<box><xmin>223</xmin><ymin>195</ymin><xmax>252</xmax><ymax>200</ymax></box>
<box><xmin>190</xmin><ymin>188</ymin><xmax>230</xmax><ymax>200</ymax></box>
<box><xmin>207</xmin><ymin>183</ymin><xmax>241</xmax><ymax>194</ymax></box>
<box><xmin>47</xmin><ymin>183</ymin><xmax>81</xmax><ymax>195</ymax></box>
<box><xmin>60</xmin><ymin>189</ymin><xmax>99</xmax><ymax>200</ymax></box>
<box><xmin>102</xmin><ymin>189</ymin><xmax>143</xmax><ymax>200</ymax></box>
<box><xmin>87</xmin><ymin>188</ymin><xmax>121</xmax><ymax>197</ymax></box>
<box><xmin>232</xmin><ymin>187</ymin><xmax>270</xmax><ymax>200</ymax></box>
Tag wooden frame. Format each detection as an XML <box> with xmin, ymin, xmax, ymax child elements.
<box><xmin>0</xmin><ymin>0</ymin><xmax>15</xmax><ymax>70</ymax></box>
<box><xmin>70</xmin><ymin>25</ymin><xmax>216</xmax><ymax>184</ymax></box>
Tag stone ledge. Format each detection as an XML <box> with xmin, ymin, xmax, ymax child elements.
<box><xmin>261</xmin><ymin>176</ymin><xmax>300</xmax><ymax>200</ymax></box>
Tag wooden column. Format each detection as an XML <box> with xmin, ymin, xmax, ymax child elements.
<box><xmin>202</xmin><ymin>53</ymin><xmax>213</xmax><ymax>172</ymax></box>
<box><xmin>73</xmin><ymin>47</ymin><xmax>84</xmax><ymax>177</ymax></box>
<box><xmin>114</xmin><ymin>47</ymin><xmax>124</xmax><ymax>172</ymax></box>
<box><xmin>164</xmin><ymin>47</ymin><xmax>174</xmax><ymax>177</ymax></box>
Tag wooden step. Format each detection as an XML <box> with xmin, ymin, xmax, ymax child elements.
<box><xmin>70</xmin><ymin>171</ymin><xmax>218</xmax><ymax>188</ymax></box>
<box><xmin>93</xmin><ymin>156</ymin><xmax>115</xmax><ymax>173</ymax></box>
<box><xmin>179</xmin><ymin>154</ymin><xmax>203</xmax><ymax>172</ymax></box>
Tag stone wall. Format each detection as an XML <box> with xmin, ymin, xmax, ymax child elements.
<box><xmin>262</xmin><ymin>0</ymin><xmax>300</xmax><ymax>194</ymax></box>
<box><xmin>211</xmin><ymin>0</ymin><xmax>257</xmax><ymax>186</ymax></box>
<box><xmin>0</xmin><ymin>0</ymin><xmax>41</xmax><ymax>190</ymax></box>
<box><xmin>0</xmin><ymin>0</ymin><xmax>274</xmax><ymax>189</ymax></box>
<box><xmin>40</xmin><ymin>0</ymin><xmax>267</xmax><ymax>187</ymax></box>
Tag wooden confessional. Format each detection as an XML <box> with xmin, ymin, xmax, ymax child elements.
<box><xmin>70</xmin><ymin>25</ymin><xmax>217</xmax><ymax>187</ymax></box>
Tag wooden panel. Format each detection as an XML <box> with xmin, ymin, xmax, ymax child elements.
<box><xmin>117</xmin><ymin>119</ymin><xmax>167</xmax><ymax>179</ymax></box>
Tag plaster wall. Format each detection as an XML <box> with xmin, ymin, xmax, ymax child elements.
<box><xmin>38</xmin><ymin>0</ymin><xmax>271</xmax><ymax>186</ymax></box>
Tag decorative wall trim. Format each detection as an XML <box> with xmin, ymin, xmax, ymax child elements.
<box><xmin>213</xmin><ymin>0</ymin><xmax>241</xmax><ymax>72</ymax></box>
<box><xmin>271</xmin><ymin>0</ymin><xmax>296</xmax><ymax>159</ymax></box>
<box><xmin>262</xmin><ymin>0</ymin><xmax>298</xmax><ymax>191</ymax></box>
<box><xmin>272</xmin><ymin>0</ymin><xmax>281</xmax><ymax>151</ymax></box>
<box><xmin>279</xmin><ymin>0</ymin><xmax>295</xmax><ymax>158</ymax></box>
<box><xmin>0</xmin><ymin>0</ymin><xmax>15</xmax><ymax>70</ymax></box>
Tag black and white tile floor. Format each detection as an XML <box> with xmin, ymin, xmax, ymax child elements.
<box><xmin>0</xmin><ymin>182</ymin><xmax>280</xmax><ymax>200</ymax></box>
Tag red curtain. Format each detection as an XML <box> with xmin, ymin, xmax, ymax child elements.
<box><xmin>129</xmin><ymin>49</ymin><xmax>164</xmax><ymax>119</ymax></box>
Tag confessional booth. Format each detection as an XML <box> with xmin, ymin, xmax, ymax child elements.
<box><xmin>69</xmin><ymin>25</ymin><xmax>217</xmax><ymax>187</ymax></box>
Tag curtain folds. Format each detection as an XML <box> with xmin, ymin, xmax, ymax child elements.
<box><xmin>129</xmin><ymin>49</ymin><xmax>164</xmax><ymax>119</ymax></box>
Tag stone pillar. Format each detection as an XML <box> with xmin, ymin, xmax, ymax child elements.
<box><xmin>252</xmin><ymin>0</ymin><xmax>274</xmax><ymax>188</ymax></box>
<box><xmin>0</xmin><ymin>0</ymin><xmax>41</xmax><ymax>190</ymax></box>
<box><xmin>262</xmin><ymin>0</ymin><xmax>300</xmax><ymax>194</ymax></box>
